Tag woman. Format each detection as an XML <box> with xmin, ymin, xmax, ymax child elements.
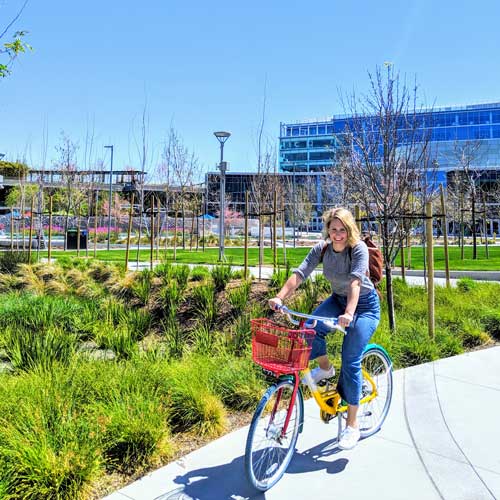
<box><xmin>269</xmin><ymin>207</ymin><xmax>380</xmax><ymax>450</ymax></box>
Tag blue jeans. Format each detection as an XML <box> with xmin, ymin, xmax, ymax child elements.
<box><xmin>307</xmin><ymin>290</ymin><xmax>380</xmax><ymax>405</ymax></box>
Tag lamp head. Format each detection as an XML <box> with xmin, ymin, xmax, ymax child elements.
<box><xmin>213</xmin><ymin>131</ymin><xmax>231</xmax><ymax>144</ymax></box>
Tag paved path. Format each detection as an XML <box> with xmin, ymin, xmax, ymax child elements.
<box><xmin>103</xmin><ymin>346</ymin><xmax>500</xmax><ymax>500</ymax></box>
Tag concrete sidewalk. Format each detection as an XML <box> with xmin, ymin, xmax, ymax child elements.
<box><xmin>103</xmin><ymin>346</ymin><xmax>500</xmax><ymax>500</ymax></box>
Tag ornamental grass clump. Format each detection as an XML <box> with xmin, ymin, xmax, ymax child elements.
<box><xmin>192</xmin><ymin>282</ymin><xmax>217</xmax><ymax>328</ymax></box>
<box><xmin>203</xmin><ymin>355</ymin><xmax>265</xmax><ymax>411</ymax></box>
<box><xmin>190</xmin><ymin>265</ymin><xmax>210</xmax><ymax>282</ymax></box>
<box><xmin>0</xmin><ymin>367</ymin><xmax>103</xmax><ymax>499</ymax></box>
<box><xmin>165</xmin><ymin>359</ymin><xmax>227</xmax><ymax>437</ymax></box>
<box><xmin>93</xmin><ymin>323</ymin><xmax>138</xmax><ymax>359</ymax></box>
<box><xmin>95</xmin><ymin>393</ymin><xmax>174</xmax><ymax>474</ymax></box>
<box><xmin>0</xmin><ymin>250</ymin><xmax>33</xmax><ymax>274</ymax></box>
<box><xmin>227</xmin><ymin>280</ymin><xmax>251</xmax><ymax>315</ymax></box>
<box><xmin>210</xmin><ymin>263</ymin><xmax>233</xmax><ymax>292</ymax></box>
<box><xmin>227</xmin><ymin>312</ymin><xmax>252</xmax><ymax>357</ymax></box>
<box><xmin>0</xmin><ymin>293</ymin><xmax>93</xmax><ymax>338</ymax></box>
<box><xmin>2</xmin><ymin>324</ymin><xmax>78</xmax><ymax>371</ymax></box>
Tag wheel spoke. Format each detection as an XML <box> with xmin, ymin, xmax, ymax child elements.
<box><xmin>358</xmin><ymin>347</ymin><xmax>393</xmax><ymax>438</ymax></box>
<box><xmin>245</xmin><ymin>379</ymin><xmax>302</xmax><ymax>491</ymax></box>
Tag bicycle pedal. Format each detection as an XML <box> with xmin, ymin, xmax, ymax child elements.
<box><xmin>320</xmin><ymin>410</ymin><xmax>335</xmax><ymax>423</ymax></box>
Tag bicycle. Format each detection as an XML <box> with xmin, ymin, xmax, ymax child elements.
<box><xmin>244</xmin><ymin>306</ymin><xmax>393</xmax><ymax>492</ymax></box>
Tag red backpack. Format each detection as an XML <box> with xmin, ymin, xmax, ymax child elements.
<box><xmin>320</xmin><ymin>236</ymin><xmax>384</xmax><ymax>288</ymax></box>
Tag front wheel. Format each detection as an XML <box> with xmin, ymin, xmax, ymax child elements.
<box><xmin>244</xmin><ymin>378</ymin><xmax>303</xmax><ymax>491</ymax></box>
<box><xmin>358</xmin><ymin>345</ymin><xmax>393</xmax><ymax>438</ymax></box>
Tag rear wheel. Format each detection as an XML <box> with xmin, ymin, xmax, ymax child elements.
<box><xmin>358</xmin><ymin>345</ymin><xmax>393</xmax><ymax>438</ymax></box>
<box><xmin>245</xmin><ymin>378</ymin><xmax>302</xmax><ymax>491</ymax></box>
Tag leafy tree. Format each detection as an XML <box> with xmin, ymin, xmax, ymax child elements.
<box><xmin>0</xmin><ymin>1</ymin><xmax>32</xmax><ymax>78</ymax></box>
<box><xmin>0</xmin><ymin>160</ymin><xmax>29</xmax><ymax>177</ymax></box>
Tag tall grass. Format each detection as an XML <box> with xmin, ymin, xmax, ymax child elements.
<box><xmin>2</xmin><ymin>325</ymin><xmax>79</xmax><ymax>371</ymax></box>
<box><xmin>210</xmin><ymin>263</ymin><xmax>233</xmax><ymax>292</ymax></box>
<box><xmin>227</xmin><ymin>280</ymin><xmax>251</xmax><ymax>314</ymax></box>
<box><xmin>0</xmin><ymin>366</ymin><xmax>103</xmax><ymax>499</ymax></box>
<box><xmin>191</xmin><ymin>283</ymin><xmax>217</xmax><ymax>328</ymax></box>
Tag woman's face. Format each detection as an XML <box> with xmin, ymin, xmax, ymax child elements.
<box><xmin>328</xmin><ymin>217</ymin><xmax>348</xmax><ymax>251</ymax></box>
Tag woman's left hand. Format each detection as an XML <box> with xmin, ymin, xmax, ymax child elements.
<box><xmin>338</xmin><ymin>312</ymin><xmax>353</xmax><ymax>328</ymax></box>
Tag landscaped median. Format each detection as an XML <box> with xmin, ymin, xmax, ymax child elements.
<box><xmin>0</xmin><ymin>252</ymin><xmax>498</xmax><ymax>498</ymax></box>
<box><xmin>44</xmin><ymin>243</ymin><xmax>500</xmax><ymax>272</ymax></box>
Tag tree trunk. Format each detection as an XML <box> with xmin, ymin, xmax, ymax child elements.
<box><xmin>181</xmin><ymin>198</ymin><xmax>186</xmax><ymax>249</ymax></box>
<box><xmin>385</xmin><ymin>265</ymin><xmax>396</xmax><ymax>332</ymax></box>
<box><xmin>382</xmin><ymin>220</ymin><xmax>396</xmax><ymax>332</ymax></box>
<box><xmin>471</xmin><ymin>191</ymin><xmax>477</xmax><ymax>259</ymax></box>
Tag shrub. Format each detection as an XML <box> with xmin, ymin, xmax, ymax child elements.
<box><xmin>457</xmin><ymin>277</ymin><xmax>477</xmax><ymax>292</ymax></box>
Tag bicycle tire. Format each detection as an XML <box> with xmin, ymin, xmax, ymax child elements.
<box><xmin>244</xmin><ymin>378</ymin><xmax>302</xmax><ymax>491</ymax></box>
<box><xmin>358</xmin><ymin>345</ymin><xmax>393</xmax><ymax>438</ymax></box>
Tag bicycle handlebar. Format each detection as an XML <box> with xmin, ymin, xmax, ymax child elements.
<box><xmin>277</xmin><ymin>305</ymin><xmax>346</xmax><ymax>334</ymax></box>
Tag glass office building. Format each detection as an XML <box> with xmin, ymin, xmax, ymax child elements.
<box><xmin>279</xmin><ymin>102</ymin><xmax>500</xmax><ymax>232</ymax></box>
<box><xmin>279</xmin><ymin>102</ymin><xmax>500</xmax><ymax>179</ymax></box>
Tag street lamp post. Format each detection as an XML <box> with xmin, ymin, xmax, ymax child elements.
<box><xmin>213</xmin><ymin>131</ymin><xmax>231</xmax><ymax>261</ymax></box>
<box><xmin>104</xmin><ymin>145</ymin><xmax>114</xmax><ymax>251</ymax></box>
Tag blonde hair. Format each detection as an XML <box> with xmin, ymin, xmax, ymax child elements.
<box><xmin>322</xmin><ymin>207</ymin><xmax>360</xmax><ymax>247</ymax></box>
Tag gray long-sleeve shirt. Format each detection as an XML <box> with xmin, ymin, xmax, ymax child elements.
<box><xmin>294</xmin><ymin>240</ymin><xmax>374</xmax><ymax>297</ymax></box>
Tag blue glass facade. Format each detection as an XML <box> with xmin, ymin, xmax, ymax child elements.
<box><xmin>279</xmin><ymin>102</ymin><xmax>500</xmax><ymax>175</ymax></box>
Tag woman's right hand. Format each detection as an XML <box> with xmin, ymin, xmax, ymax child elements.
<box><xmin>268</xmin><ymin>296</ymin><xmax>283</xmax><ymax>311</ymax></box>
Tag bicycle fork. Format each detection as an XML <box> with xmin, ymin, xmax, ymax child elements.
<box><xmin>268</xmin><ymin>375</ymin><xmax>302</xmax><ymax>442</ymax></box>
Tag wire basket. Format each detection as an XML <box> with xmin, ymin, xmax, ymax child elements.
<box><xmin>250</xmin><ymin>318</ymin><xmax>316</xmax><ymax>374</ymax></box>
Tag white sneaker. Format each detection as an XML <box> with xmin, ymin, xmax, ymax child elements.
<box><xmin>302</xmin><ymin>365</ymin><xmax>335</xmax><ymax>385</ymax></box>
<box><xmin>338</xmin><ymin>425</ymin><xmax>360</xmax><ymax>450</ymax></box>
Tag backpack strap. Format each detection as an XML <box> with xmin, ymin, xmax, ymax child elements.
<box><xmin>319</xmin><ymin>241</ymin><xmax>329</xmax><ymax>263</ymax></box>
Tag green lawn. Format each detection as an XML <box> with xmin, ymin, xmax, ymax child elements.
<box><xmin>44</xmin><ymin>243</ymin><xmax>500</xmax><ymax>271</ymax></box>
<box><xmin>399</xmin><ymin>244</ymin><xmax>500</xmax><ymax>271</ymax></box>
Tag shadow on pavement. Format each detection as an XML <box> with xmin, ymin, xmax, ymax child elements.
<box><xmin>159</xmin><ymin>438</ymin><xmax>348</xmax><ymax>500</ymax></box>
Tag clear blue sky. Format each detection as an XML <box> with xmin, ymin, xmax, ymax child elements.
<box><xmin>1</xmin><ymin>0</ymin><xmax>499</xmax><ymax>179</ymax></box>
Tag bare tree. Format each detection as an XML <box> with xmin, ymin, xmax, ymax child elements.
<box><xmin>445</xmin><ymin>139</ymin><xmax>485</xmax><ymax>259</ymax></box>
<box><xmin>250</xmin><ymin>83</ymin><xmax>282</xmax><ymax>274</ymax></box>
<box><xmin>163</xmin><ymin>127</ymin><xmax>200</xmax><ymax>250</ymax></box>
<box><xmin>339</xmin><ymin>65</ymin><xmax>435</xmax><ymax>332</ymax></box>
<box><xmin>54</xmin><ymin>132</ymin><xmax>81</xmax><ymax>250</ymax></box>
